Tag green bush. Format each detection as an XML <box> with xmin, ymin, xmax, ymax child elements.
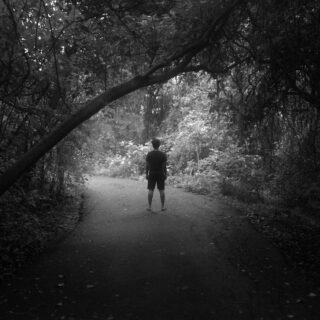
<box><xmin>220</xmin><ymin>178</ymin><xmax>263</xmax><ymax>203</ymax></box>
<box><xmin>95</xmin><ymin>142</ymin><xmax>150</xmax><ymax>178</ymax></box>
<box><xmin>269</xmin><ymin>153</ymin><xmax>320</xmax><ymax>206</ymax></box>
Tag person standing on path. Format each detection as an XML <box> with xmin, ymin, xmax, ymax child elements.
<box><xmin>146</xmin><ymin>138</ymin><xmax>167</xmax><ymax>211</ymax></box>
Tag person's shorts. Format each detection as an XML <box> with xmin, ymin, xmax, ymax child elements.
<box><xmin>148</xmin><ymin>173</ymin><xmax>165</xmax><ymax>191</ymax></box>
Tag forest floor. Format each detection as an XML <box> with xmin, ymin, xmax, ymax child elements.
<box><xmin>1</xmin><ymin>176</ymin><xmax>320</xmax><ymax>319</ymax></box>
<box><xmin>213</xmin><ymin>194</ymin><xmax>320</xmax><ymax>288</ymax></box>
<box><xmin>0</xmin><ymin>191</ymin><xmax>82</xmax><ymax>279</ymax></box>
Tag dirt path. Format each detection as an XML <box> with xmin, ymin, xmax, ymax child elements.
<box><xmin>1</xmin><ymin>176</ymin><xmax>319</xmax><ymax>319</ymax></box>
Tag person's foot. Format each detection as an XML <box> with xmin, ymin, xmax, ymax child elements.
<box><xmin>161</xmin><ymin>207</ymin><xmax>167</xmax><ymax>211</ymax></box>
<box><xmin>147</xmin><ymin>207</ymin><xmax>152</xmax><ymax>211</ymax></box>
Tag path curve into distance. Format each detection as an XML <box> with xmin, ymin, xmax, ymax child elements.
<box><xmin>1</xmin><ymin>176</ymin><xmax>319</xmax><ymax>319</ymax></box>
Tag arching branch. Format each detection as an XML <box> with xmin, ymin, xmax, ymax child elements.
<box><xmin>0</xmin><ymin>0</ymin><xmax>245</xmax><ymax>196</ymax></box>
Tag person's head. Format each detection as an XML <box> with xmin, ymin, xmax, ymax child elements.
<box><xmin>151</xmin><ymin>138</ymin><xmax>161</xmax><ymax>150</ymax></box>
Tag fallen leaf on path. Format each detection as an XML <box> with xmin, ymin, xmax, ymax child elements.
<box><xmin>0</xmin><ymin>298</ymin><xmax>8</xmax><ymax>304</ymax></box>
<box><xmin>308</xmin><ymin>292</ymin><xmax>316</xmax><ymax>297</ymax></box>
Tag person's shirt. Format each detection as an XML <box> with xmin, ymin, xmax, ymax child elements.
<box><xmin>146</xmin><ymin>150</ymin><xmax>167</xmax><ymax>175</ymax></box>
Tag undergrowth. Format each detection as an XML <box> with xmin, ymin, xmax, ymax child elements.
<box><xmin>0</xmin><ymin>188</ymin><xmax>83</xmax><ymax>281</ymax></box>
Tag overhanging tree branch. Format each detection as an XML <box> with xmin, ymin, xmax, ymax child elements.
<box><xmin>0</xmin><ymin>0</ymin><xmax>245</xmax><ymax>196</ymax></box>
<box><xmin>145</xmin><ymin>0</ymin><xmax>246</xmax><ymax>77</ymax></box>
<box><xmin>0</xmin><ymin>58</ymin><xmax>194</xmax><ymax>196</ymax></box>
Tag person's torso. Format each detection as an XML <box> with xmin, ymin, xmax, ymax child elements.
<box><xmin>146</xmin><ymin>150</ymin><xmax>166</xmax><ymax>173</ymax></box>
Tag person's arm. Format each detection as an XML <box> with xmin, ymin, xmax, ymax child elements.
<box><xmin>162</xmin><ymin>153</ymin><xmax>167</xmax><ymax>179</ymax></box>
<box><xmin>146</xmin><ymin>155</ymin><xmax>150</xmax><ymax>179</ymax></box>
<box><xmin>162</xmin><ymin>161</ymin><xmax>167</xmax><ymax>179</ymax></box>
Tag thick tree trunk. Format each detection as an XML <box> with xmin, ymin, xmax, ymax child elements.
<box><xmin>0</xmin><ymin>69</ymin><xmax>184</xmax><ymax>196</ymax></box>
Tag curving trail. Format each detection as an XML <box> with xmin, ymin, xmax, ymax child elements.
<box><xmin>1</xmin><ymin>176</ymin><xmax>319</xmax><ymax>319</ymax></box>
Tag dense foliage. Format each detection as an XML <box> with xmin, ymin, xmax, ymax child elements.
<box><xmin>97</xmin><ymin>67</ymin><xmax>320</xmax><ymax>211</ymax></box>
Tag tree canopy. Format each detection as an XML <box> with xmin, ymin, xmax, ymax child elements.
<box><xmin>0</xmin><ymin>0</ymin><xmax>319</xmax><ymax>196</ymax></box>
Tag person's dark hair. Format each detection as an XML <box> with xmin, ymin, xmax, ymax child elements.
<box><xmin>151</xmin><ymin>138</ymin><xmax>160</xmax><ymax>149</ymax></box>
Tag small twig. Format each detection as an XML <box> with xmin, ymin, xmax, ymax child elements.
<box><xmin>41</xmin><ymin>0</ymin><xmax>70</xmax><ymax>110</ymax></box>
<box><xmin>34</xmin><ymin>0</ymin><xmax>42</xmax><ymax>50</ymax></box>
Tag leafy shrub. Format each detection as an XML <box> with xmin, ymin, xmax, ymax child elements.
<box><xmin>176</xmin><ymin>145</ymin><xmax>265</xmax><ymax>202</ymax></box>
<box><xmin>269</xmin><ymin>153</ymin><xmax>320</xmax><ymax>206</ymax></box>
<box><xmin>125</xmin><ymin>142</ymin><xmax>150</xmax><ymax>175</ymax></box>
<box><xmin>220</xmin><ymin>178</ymin><xmax>263</xmax><ymax>203</ymax></box>
<box><xmin>96</xmin><ymin>155</ymin><xmax>132</xmax><ymax>177</ymax></box>
<box><xmin>95</xmin><ymin>142</ymin><xmax>150</xmax><ymax>177</ymax></box>
<box><xmin>167</xmin><ymin>173</ymin><xmax>219</xmax><ymax>194</ymax></box>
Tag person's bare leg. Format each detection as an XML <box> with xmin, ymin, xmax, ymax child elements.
<box><xmin>147</xmin><ymin>190</ymin><xmax>154</xmax><ymax>210</ymax></box>
<box><xmin>159</xmin><ymin>190</ymin><xmax>166</xmax><ymax>210</ymax></box>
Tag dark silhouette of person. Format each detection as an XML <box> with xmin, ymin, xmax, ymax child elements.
<box><xmin>146</xmin><ymin>138</ymin><xmax>167</xmax><ymax>211</ymax></box>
